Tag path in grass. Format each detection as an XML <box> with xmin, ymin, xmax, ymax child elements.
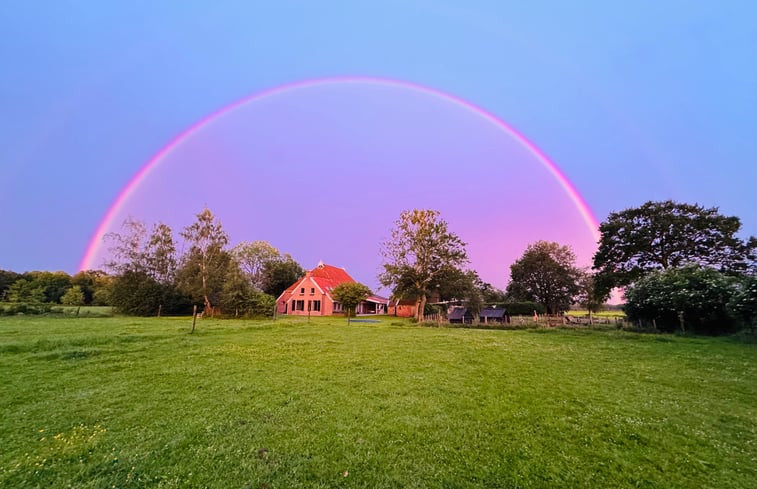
<box><xmin>0</xmin><ymin>316</ymin><xmax>754</xmax><ymax>488</ymax></box>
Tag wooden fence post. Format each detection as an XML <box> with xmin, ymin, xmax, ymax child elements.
<box><xmin>191</xmin><ymin>305</ymin><xmax>197</xmax><ymax>334</ymax></box>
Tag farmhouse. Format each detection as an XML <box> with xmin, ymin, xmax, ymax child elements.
<box><xmin>277</xmin><ymin>262</ymin><xmax>388</xmax><ymax>316</ymax></box>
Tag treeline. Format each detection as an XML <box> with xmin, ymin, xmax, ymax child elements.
<box><xmin>102</xmin><ymin>209</ymin><xmax>304</xmax><ymax>317</ymax></box>
<box><xmin>0</xmin><ymin>269</ymin><xmax>112</xmax><ymax>315</ymax></box>
<box><xmin>378</xmin><ymin>203</ymin><xmax>756</xmax><ymax>335</ymax></box>
<box><xmin>0</xmin><ymin>208</ymin><xmax>306</xmax><ymax>318</ymax></box>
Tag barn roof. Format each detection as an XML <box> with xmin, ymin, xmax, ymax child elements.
<box><xmin>448</xmin><ymin>307</ymin><xmax>471</xmax><ymax>320</ymax></box>
<box><xmin>480</xmin><ymin>308</ymin><xmax>507</xmax><ymax>319</ymax></box>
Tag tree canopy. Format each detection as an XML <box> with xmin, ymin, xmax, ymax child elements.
<box><xmin>506</xmin><ymin>241</ymin><xmax>583</xmax><ymax>314</ymax></box>
<box><xmin>332</xmin><ymin>282</ymin><xmax>371</xmax><ymax>324</ymax></box>
<box><xmin>379</xmin><ymin>209</ymin><xmax>468</xmax><ymax>321</ymax></box>
<box><xmin>177</xmin><ymin>208</ymin><xmax>230</xmax><ymax>315</ymax></box>
<box><xmin>593</xmin><ymin>200</ymin><xmax>752</xmax><ymax>294</ymax></box>
<box><xmin>232</xmin><ymin>240</ymin><xmax>282</xmax><ymax>290</ymax></box>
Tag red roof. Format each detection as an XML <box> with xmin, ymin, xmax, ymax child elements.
<box><xmin>310</xmin><ymin>263</ymin><xmax>355</xmax><ymax>296</ymax></box>
<box><xmin>277</xmin><ymin>263</ymin><xmax>356</xmax><ymax>300</ymax></box>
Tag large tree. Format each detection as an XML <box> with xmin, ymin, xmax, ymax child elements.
<box><xmin>593</xmin><ymin>200</ymin><xmax>752</xmax><ymax>294</ymax></box>
<box><xmin>232</xmin><ymin>240</ymin><xmax>282</xmax><ymax>290</ymax></box>
<box><xmin>178</xmin><ymin>208</ymin><xmax>230</xmax><ymax>315</ymax></box>
<box><xmin>506</xmin><ymin>241</ymin><xmax>583</xmax><ymax>314</ymax></box>
<box><xmin>260</xmin><ymin>255</ymin><xmax>304</xmax><ymax>297</ymax></box>
<box><xmin>379</xmin><ymin>209</ymin><xmax>468</xmax><ymax>321</ymax></box>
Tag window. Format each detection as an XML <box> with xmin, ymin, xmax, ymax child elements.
<box><xmin>292</xmin><ymin>300</ymin><xmax>305</xmax><ymax>311</ymax></box>
<box><xmin>333</xmin><ymin>302</ymin><xmax>342</xmax><ymax>312</ymax></box>
<box><xmin>300</xmin><ymin>287</ymin><xmax>305</xmax><ymax>294</ymax></box>
<box><xmin>310</xmin><ymin>287</ymin><xmax>315</xmax><ymax>295</ymax></box>
<box><xmin>312</xmin><ymin>300</ymin><xmax>321</xmax><ymax>312</ymax></box>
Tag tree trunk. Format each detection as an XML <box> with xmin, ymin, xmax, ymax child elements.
<box><xmin>416</xmin><ymin>295</ymin><xmax>427</xmax><ymax>322</ymax></box>
<box><xmin>204</xmin><ymin>295</ymin><xmax>212</xmax><ymax>317</ymax></box>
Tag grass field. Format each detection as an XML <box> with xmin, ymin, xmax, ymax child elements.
<box><xmin>1</xmin><ymin>316</ymin><xmax>755</xmax><ymax>488</ymax></box>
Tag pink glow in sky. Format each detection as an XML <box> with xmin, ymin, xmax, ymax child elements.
<box><xmin>80</xmin><ymin>77</ymin><xmax>599</xmax><ymax>292</ymax></box>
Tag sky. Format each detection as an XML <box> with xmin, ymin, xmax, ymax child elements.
<box><xmin>1</xmin><ymin>1</ymin><xmax>755</xmax><ymax>292</ymax></box>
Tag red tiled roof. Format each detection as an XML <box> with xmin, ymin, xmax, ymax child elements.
<box><xmin>277</xmin><ymin>263</ymin><xmax>357</xmax><ymax>301</ymax></box>
<box><xmin>310</xmin><ymin>263</ymin><xmax>355</xmax><ymax>296</ymax></box>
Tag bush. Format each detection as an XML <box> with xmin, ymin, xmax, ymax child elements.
<box><xmin>110</xmin><ymin>271</ymin><xmax>192</xmax><ymax>316</ymax></box>
<box><xmin>728</xmin><ymin>275</ymin><xmax>757</xmax><ymax>332</ymax></box>
<box><xmin>0</xmin><ymin>303</ymin><xmax>53</xmax><ymax>315</ymax></box>
<box><xmin>624</xmin><ymin>266</ymin><xmax>740</xmax><ymax>335</ymax></box>
<box><xmin>249</xmin><ymin>292</ymin><xmax>276</xmax><ymax>318</ymax></box>
<box><xmin>502</xmin><ymin>301</ymin><xmax>547</xmax><ymax>316</ymax></box>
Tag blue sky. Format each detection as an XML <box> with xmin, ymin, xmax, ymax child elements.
<box><xmin>1</xmin><ymin>1</ymin><xmax>755</xmax><ymax>277</ymax></box>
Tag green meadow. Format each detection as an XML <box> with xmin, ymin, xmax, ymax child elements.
<box><xmin>1</xmin><ymin>316</ymin><xmax>755</xmax><ymax>488</ymax></box>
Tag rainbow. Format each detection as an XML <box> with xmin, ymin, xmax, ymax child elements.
<box><xmin>79</xmin><ymin>76</ymin><xmax>599</xmax><ymax>271</ymax></box>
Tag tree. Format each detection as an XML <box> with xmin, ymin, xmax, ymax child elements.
<box><xmin>110</xmin><ymin>270</ymin><xmax>190</xmax><ymax>316</ymax></box>
<box><xmin>379</xmin><ymin>209</ymin><xmax>468</xmax><ymax>321</ymax></box>
<box><xmin>260</xmin><ymin>256</ymin><xmax>304</xmax><ymax>297</ymax></box>
<box><xmin>61</xmin><ymin>286</ymin><xmax>85</xmax><ymax>306</ymax></box>
<box><xmin>232</xmin><ymin>240</ymin><xmax>282</xmax><ymax>289</ymax></box>
<box><xmin>71</xmin><ymin>270</ymin><xmax>110</xmax><ymax>305</ymax></box>
<box><xmin>506</xmin><ymin>241</ymin><xmax>583</xmax><ymax>314</ymax></box>
<box><xmin>104</xmin><ymin>217</ymin><xmax>148</xmax><ymax>274</ymax></box>
<box><xmin>0</xmin><ymin>270</ymin><xmax>21</xmax><ymax>301</ymax></box>
<box><xmin>624</xmin><ymin>266</ymin><xmax>740</xmax><ymax>335</ymax></box>
<box><xmin>22</xmin><ymin>271</ymin><xmax>72</xmax><ymax>303</ymax></box>
<box><xmin>575</xmin><ymin>272</ymin><xmax>605</xmax><ymax>315</ymax></box>
<box><xmin>144</xmin><ymin>222</ymin><xmax>177</xmax><ymax>284</ymax></box>
<box><xmin>178</xmin><ymin>208</ymin><xmax>230</xmax><ymax>316</ymax></box>
<box><xmin>220</xmin><ymin>264</ymin><xmax>255</xmax><ymax>317</ymax></box>
<box><xmin>593</xmin><ymin>201</ymin><xmax>752</xmax><ymax>294</ymax></box>
<box><xmin>332</xmin><ymin>282</ymin><xmax>371</xmax><ymax>324</ymax></box>
<box><xmin>6</xmin><ymin>279</ymin><xmax>45</xmax><ymax>303</ymax></box>
<box><xmin>728</xmin><ymin>275</ymin><xmax>757</xmax><ymax>333</ymax></box>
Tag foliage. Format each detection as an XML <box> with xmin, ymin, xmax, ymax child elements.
<box><xmin>110</xmin><ymin>271</ymin><xmax>191</xmax><ymax>316</ymax></box>
<box><xmin>727</xmin><ymin>275</ymin><xmax>757</xmax><ymax>332</ymax></box>
<box><xmin>248</xmin><ymin>292</ymin><xmax>276</xmax><ymax>318</ymax></box>
<box><xmin>575</xmin><ymin>272</ymin><xmax>605</xmax><ymax>313</ymax></box>
<box><xmin>220</xmin><ymin>265</ymin><xmax>253</xmax><ymax>317</ymax></box>
<box><xmin>0</xmin><ymin>302</ymin><xmax>52</xmax><ymax>315</ymax></box>
<box><xmin>0</xmin><ymin>270</ymin><xmax>21</xmax><ymax>301</ymax></box>
<box><xmin>506</xmin><ymin>241</ymin><xmax>583</xmax><ymax>314</ymax></box>
<box><xmin>21</xmin><ymin>271</ymin><xmax>72</xmax><ymax>303</ymax></box>
<box><xmin>104</xmin><ymin>217</ymin><xmax>148</xmax><ymax>274</ymax></box>
<box><xmin>260</xmin><ymin>257</ymin><xmax>304</xmax><ymax>297</ymax></box>
<box><xmin>144</xmin><ymin>222</ymin><xmax>178</xmax><ymax>284</ymax></box>
<box><xmin>60</xmin><ymin>286</ymin><xmax>85</xmax><ymax>306</ymax></box>
<box><xmin>477</xmin><ymin>280</ymin><xmax>507</xmax><ymax>304</ymax></box>
<box><xmin>624</xmin><ymin>265</ymin><xmax>740</xmax><ymax>334</ymax></box>
<box><xmin>594</xmin><ymin>200</ymin><xmax>752</xmax><ymax>294</ymax></box>
<box><xmin>331</xmin><ymin>282</ymin><xmax>371</xmax><ymax>323</ymax></box>
<box><xmin>379</xmin><ymin>209</ymin><xmax>468</xmax><ymax>320</ymax></box>
<box><xmin>503</xmin><ymin>301</ymin><xmax>547</xmax><ymax>316</ymax></box>
<box><xmin>106</xmin><ymin>219</ymin><xmax>177</xmax><ymax>284</ymax></box>
<box><xmin>177</xmin><ymin>208</ymin><xmax>230</xmax><ymax>315</ymax></box>
<box><xmin>1</xmin><ymin>316</ymin><xmax>755</xmax><ymax>488</ymax></box>
<box><xmin>71</xmin><ymin>270</ymin><xmax>111</xmax><ymax>305</ymax></box>
<box><xmin>6</xmin><ymin>279</ymin><xmax>46</xmax><ymax>303</ymax></box>
<box><xmin>232</xmin><ymin>240</ymin><xmax>282</xmax><ymax>290</ymax></box>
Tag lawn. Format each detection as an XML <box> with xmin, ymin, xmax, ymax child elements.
<box><xmin>0</xmin><ymin>316</ymin><xmax>754</xmax><ymax>488</ymax></box>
